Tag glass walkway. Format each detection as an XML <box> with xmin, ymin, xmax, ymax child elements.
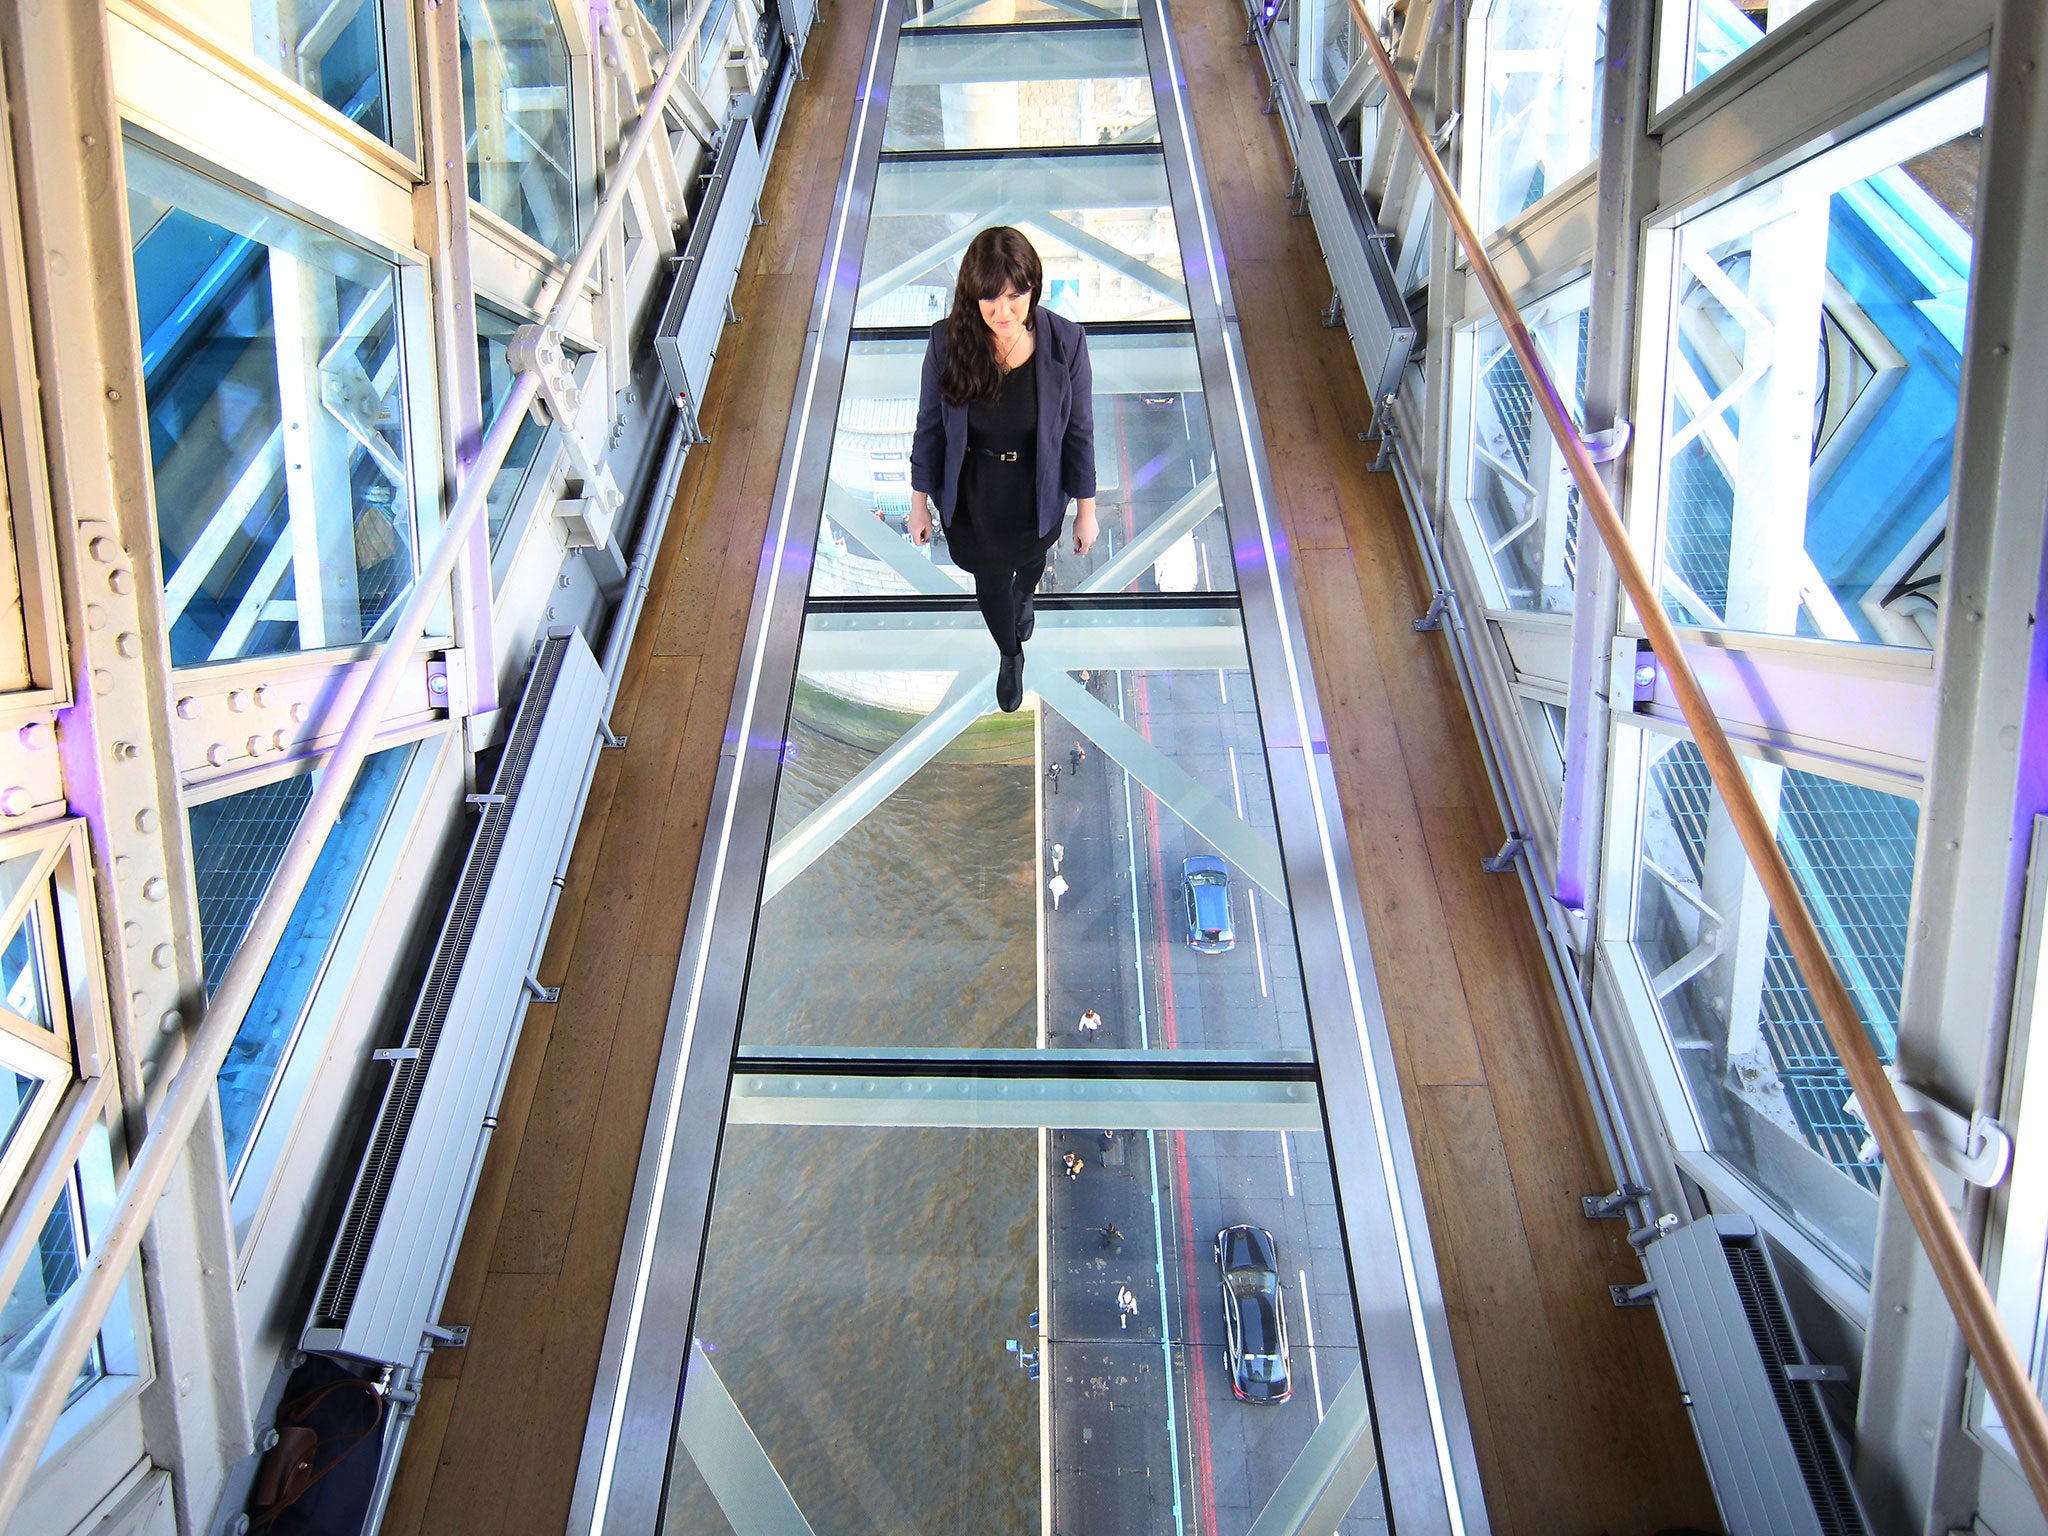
<box><xmin>573</xmin><ymin>2</ymin><xmax>1480</xmax><ymax>1532</ymax></box>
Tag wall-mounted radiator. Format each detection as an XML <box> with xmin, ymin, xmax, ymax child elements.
<box><xmin>654</xmin><ymin>103</ymin><xmax>766</xmax><ymax>440</ymax></box>
<box><xmin>303</xmin><ymin>629</ymin><xmax>606</xmax><ymax>1369</ymax></box>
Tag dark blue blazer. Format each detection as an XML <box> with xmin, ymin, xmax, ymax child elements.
<box><xmin>908</xmin><ymin>308</ymin><xmax>1097</xmax><ymax>540</ymax></box>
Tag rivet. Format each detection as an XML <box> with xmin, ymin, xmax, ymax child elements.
<box><xmin>122</xmin><ymin>921</ymin><xmax>140</xmax><ymax>946</ymax></box>
<box><xmin>115</xmin><ymin>854</ymin><xmax>131</xmax><ymax>874</ymax></box>
<box><xmin>291</xmin><ymin>702</ymin><xmax>310</xmax><ymax>723</ymax></box>
<box><xmin>177</xmin><ymin>696</ymin><xmax>200</xmax><ymax>720</ymax></box>
<box><xmin>272</xmin><ymin>730</ymin><xmax>288</xmax><ymax>752</ymax></box>
<box><xmin>108</xmin><ymin>568</ymin><xmax>132</xmax><ymax>595</ymax></box>
<box><xmin>115</xmin><ymin>631</ymin><xmax>141</xmax><ymax>658</ymax></box>
<box><xmin>105</xmin><ymin>386</ymin><xmax>121</xmax><ymax>403</ymax></box>
<box><xmin>227</xmin><ymin>690</ymin><xmax>248</xmax><ymax>712</ymax></box>
<box><xmin>253</xmin><ymin>686</ymin><xmax>272</xmax><ymax>709</ymax></box>
<box><xmin>112</xmin><ymin>740</ymin><xmax>138</xmax><ymax>761</ymax></box>
<box><xmin>87</xmin><ymin>536</ymin><xmax>117</xmax><ymax>563</ymax></box>
<box><xmin>206</xmin><ymin>742</ymin><xmax>228</xmax><ymax>766</ymax></box>
<box><xmin>160</xmin><ymin>1009</ymin><xmax>182</xmax><ymax>1035</ymax></box>
<box><xmin>92</xmin><ymin>668</ymin><xmax>112</xmax><ymax>695</ymax></box>
<box><xmin>247</xmin><ymin>734</ymin><xmax>265</xmax><ymax>757</ymax></box>
<box><xmin>130</xmin><ymin>990</ymin><xmax>147</xmax><ymax>1014</ymax></box>
<box><xmin>135</xmin><ymin>807</ymin><xmax>158</xmax><ymax>833</ymax></box>
<box><xmin>17</xmin><ymin>721</ymin><xmax>53</xmax><ymax>751</ymax></box>
<box><xmin>152</xmin><ymin>944</ymin><xmax>174</xmax><ymax>969</ymax></box>
<box><xmin>1</xmin><ymin>787</ymin><xmax>32</xmax><ymax>817</ymax></box>
<box><xmin>85</xmin><ymin>603</ymin><xmax>107</xmax><ymax>631</ymax></box>
<box><xmin>142</xmin><ymin>876</ymin><xmax>167</xmax><ymax>901</ymax></box>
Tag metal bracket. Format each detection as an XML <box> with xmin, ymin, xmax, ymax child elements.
<box><xmin>372</xmin><ymin>1047</ymin><xmax>422</xmax><ymax>1064</ymax></box>
<box><xmin>1582</xmin><ymin>421</ymin><xmax>1632</xmax><ymax>464</ymax></box>
<box><xmin>523</xmin><ymin>973</ymin><xmax>562</xmax><ymax>1005</ymax></box>
<box><xmin>1481</xmin><ymin>836</ymin><xmax>1527</xmax><ymax>873</ymax></box>
<box><xmin>1320</xmin><ymin>289</ymin><xmax>1344</xmax><ymax>328</ymax></box>
<box><xmin>424</xmin><ymin>1323</ymin><xmax>471</xmax><ymax>1349</ymax></box>
<box><xmin>1581</xmin><ymin>1184</ymin><xmax>1650</xmax><ymax>1220</ymax></box>
<box><xmin>1369</xmin><ymin>397</ymin><xmax>1399</xmax><ymax>472</ymax></box>
<box><xmin>1413</xmin><ymin>590</ymin><xmax>1452</xmax><ymax>632</ymax></box>
<box><xmin>1286</xmin><ymin>168</ymin><xmax>1304</xmax><ymax>202</ymax></box>
<box><xmin>1783</xmin><ymin>1363</ymin><xmax>1849</xmax><ymax>1384</ymax></box>
<box><xmin>1886</xmin><ymin>1079</ymin><xmax>2013</xmax><ymax>1188</ymax></box>
<box><xmin>1609</xmin><ymin>1282</ymin><xmax>1657</xmax><ymax>1309</ymax></box>
<box><xmin>600</xmin><ymin>720</ymin><xmax>630</xmax><ymax>750</ymax></box>
<box><xmin>1430</xmin><ymin>111</ymin><xmax>1460</xmax><ymax>152</ymax></box>
<box><xmin>465</xmin><ymin>792</ymin><xmax>507</xmax><ymax>809</ymax></box>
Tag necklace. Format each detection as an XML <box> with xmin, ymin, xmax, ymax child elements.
<box><xmin>996</xmin><ymin>323</ymin><xmax>1029</xmax><ymax>374</ymax></box>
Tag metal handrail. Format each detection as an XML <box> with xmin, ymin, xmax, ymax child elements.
<box><xmin>0</xmin><ymin>33</ymin><xmax>700</xmax><ymax>1525</ymax></box>
<box><xmin>1348</xmin><ymin>6</ymin><xmax>2048</xmax><ymax>1515</ymax></box>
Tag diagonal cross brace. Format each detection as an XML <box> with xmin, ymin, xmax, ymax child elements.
<box><xmin>763</xmin><ymin>668</ymin><xmax>995</xmax><ymax>902</ymax></box>
<box><xmin>1032</xmin><ymin>670</ymin><xmax>1289</xmax><ymax>909</ymax></box>
<box><xmin>1076</xmin><ymin>473</ymin><xmax>1222</xmax><ymax>594</ymax></box>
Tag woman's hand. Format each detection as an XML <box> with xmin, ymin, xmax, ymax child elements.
<box><xmin>1073</xmin><ymin>498</ymin><xmax>1099</xmax><ymax>557</ymax></box>
<box><xmin>908</xmin><ymin>496</ymin><xmax>933</xmax><ymax>546</ymax></box>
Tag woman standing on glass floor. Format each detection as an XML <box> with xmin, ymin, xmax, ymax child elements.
<box><xmin>908</xmin><ymin>227</ymin><xmax>1099</xmax><ymax>713</ymax></box>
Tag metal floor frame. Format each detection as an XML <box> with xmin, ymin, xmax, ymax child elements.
<box><xmin>565</xmin><ymin>1</ymin><xmax>1489</xmax><ymax>1531</ymax></box>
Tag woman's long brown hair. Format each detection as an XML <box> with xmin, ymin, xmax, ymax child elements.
<box><xmin>937</xmin><ymin>227</ymin><xmax>1043</xmax><ymax>407</ymax></box>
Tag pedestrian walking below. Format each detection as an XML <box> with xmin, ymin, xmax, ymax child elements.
<box><xmin>1069</xmin><ymin>742</ymin><xmax>1086</xmax><ymax>773</ymax></box>
<box><xmin>1046</xmin><ymin>762</ymin><xmax>1062</xmax><ymax>796</ymax></box>
<box><xmin>1062</xmin><ymin>1152</ymin><xmax>1085</xmax><ymax>1179</ymax></box>
<box><xmin>1077</xmin><ymin>1008</ymin><xmax>1102</xmax><ymax>1035</ymax></box>
<box><xmin>1101</xmin><ymin>1224</ymin><xmax>1124</xmax><ymax>1249</ymax></box>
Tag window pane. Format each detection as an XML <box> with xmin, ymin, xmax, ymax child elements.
<box><xmin>904</xmin><ymin>0</ymin><xmax>1141</xmax><ymax>26</ymax></box>
<box><xmin>0</xmin><ymin>1185</ymin><xmax>102</xmax><ymax>1417</ymax></box>
<box><xmin>1462</xmin><ymin>279</ymin><xmax>1589</xmax><ymax>611</ymax></box>
<box><xmin>1655</xmin><ymin>77</ymin><xmax>1982</xmax><ymax>650</ymax></box>
<box><xmin>0</xmin><ymin>912</ymin><xmax>49</xmax><ymax>1031</ymax></box>
<box><xmin>214</xmin><ymin>744</ymin><xmax>417</xmax><ymax>1178</ymax></box>
<box><xmin>126</xmin><ymin>144</ymin><xmax>418</xmax><ymax>668</ymax></box>
<box><xmin>1475</xmin><ymin>0</ymin><xmax>1606</xmax><ymax>233</ymax></box>
<box><xmin>476</xmin><ymin>305</ymin><xmax>551</xmax><ymax>551</ymax></box>
<box><xmin>461</xmin><ymin>0</ymin><xmax>581</xmax><ymax>255</ymax></box>
<box><xmin>157</xmin><ymin>0</ymin><xmax>404</xmax><ymax>150</ymax></box>
<box><xmin>886</xmin><ymin>28</ymin><xmax>1157</xmax><ymax>152</ymax></box>
<box><xmin>1658</xmin><ymin>0</ymin><xmax>1827</xmax><ymax>108</ymax></box>
<box><xmin>1630</xmin><ymin>736</ymin><xmax>1918</xmax><ymax>1274</ymax></box>
<box><xmin>663</xmin><ymin>1087</ymin><xmax>1385</xmax><ymax>1533</ymax></box>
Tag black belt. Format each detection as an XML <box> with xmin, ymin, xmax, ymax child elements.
<box><xmin>972</xmin><ymin>447</ymin><xmax>1024</xmax><ymax>462</ymax></box>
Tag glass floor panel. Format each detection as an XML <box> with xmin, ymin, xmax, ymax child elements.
<box><xmin>905</xmin><ymin>0</ymin><xmax>1143</xmax><ymax>26</ymax></box>
<box><xmin>856</xmin><ymin>152</ymin><xmax>1188</xmax><ymax>326</ymax></box>
<box><xmin>743</xmin><ymin>606</ymin><xmax>1310</xmax><ymax>1057</ymax></box>
<box><xmin>885</xmin><ymin>26</ymin><xmax>1157</xmax><ymax>152</ymax></box>
<box><xmin>822</xmin><ymin>331</ymin><xmax>1229</xmax><ymax>597</ymax></box>
<box><xmin>663</xmin><ymin>1099</ymin><xmax>1388</xmax><ymax>1535</ymax></box>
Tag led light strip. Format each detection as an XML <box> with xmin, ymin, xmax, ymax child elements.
<box><xmin>585</xmin><ymin>3</ymin><xmax>896</xmax><ymax>1525</ymax></box>
<box><xmin>1144</xmin><ymin>4</ymin><xmax>1470</xmax><ymax>1529</ymax></box>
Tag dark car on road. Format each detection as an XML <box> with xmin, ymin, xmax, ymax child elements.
<box><xmin>1181</xmin><ymin>855</ymin><xmax>1236</xmax><ymax>953</ymax></box>
<box><xmin>1215</xmin><ymin>1224</ymin><xmax>1291</xmax><ymax>1404</ymax></box>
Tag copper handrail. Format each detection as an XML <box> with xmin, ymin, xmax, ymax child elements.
<box><xmin>1345</xmin><ymin>3</ymin><xmax>2048</xmax><ymax>1512</ymax></box>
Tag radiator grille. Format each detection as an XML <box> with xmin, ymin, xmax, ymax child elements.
<box><xmin>1722</xmin><ymin>1233</ymin><xmax>1865</xmax><ymax>1536</ymax></box>
<box><xmin>311</xmin><ymin>633</ymin><xmax>572</xmax><ymax>1330</ymax></box>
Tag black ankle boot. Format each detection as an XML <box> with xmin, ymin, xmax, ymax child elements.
<box><xmin>1017</xmin><ymin>591</ymin><xmax>1036</xmax><ymax>643</ymax></box>
<box><xmin>997</xmin><ymin>651</ymin><xmax>1024</xmax><ymax>712</ymax></box>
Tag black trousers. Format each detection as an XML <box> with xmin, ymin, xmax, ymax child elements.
<box><xmin>970</xmin><ymin>553</ymin><xmax>1047</xmax><ymax>657</ymax></box>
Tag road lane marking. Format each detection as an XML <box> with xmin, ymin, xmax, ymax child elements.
<box><xmin>1144</xmin><ymin>1129</ymin><xmax>1186</xmax><ymax>1536</ymax></box>
<box><xmin>1280</xmin><ymin>1131</ymin><xmax>1295</xmax><ymax>1197</ymax></box>
<box><xmin>1228</xmin><ymin>747</ymin><xmax>1272</xmax><ymax>997</ymax></box>
<box><xmin>1299</xmin><ymin>1267</ymin><xmax>1326</xmax><ymax>1423</ymax></box>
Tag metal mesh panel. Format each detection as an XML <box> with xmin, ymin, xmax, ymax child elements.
<box><xmin>189</xmin><ymin>774</ymin><xmax>315</xmax><ymax>997</ymax></box>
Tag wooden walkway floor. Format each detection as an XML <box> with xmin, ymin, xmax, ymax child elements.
<box><xmin>387</xmin><ymin>0</ymin><xmax>1721</xmax><ymax>1529</ymax></box>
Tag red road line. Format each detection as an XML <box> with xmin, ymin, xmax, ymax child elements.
<box><xmin>1136</xmin><ymin>674</ymin><xmax>1218</xmax><ymax>1536</ymax></box>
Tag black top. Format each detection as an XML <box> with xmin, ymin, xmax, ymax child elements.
<box><xmin>948</xmin><ymin>358</ymin><xmax>1053</xmax><ymax>575</ymax></box>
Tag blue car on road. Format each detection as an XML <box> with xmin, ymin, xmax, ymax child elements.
<box><xmin>1181</xmin><ymin>855</ymin><xmax>1236</xmax><ymax>953</ymax></box>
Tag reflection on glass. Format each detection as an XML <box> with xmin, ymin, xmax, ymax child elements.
<box><xmin>0</xmin><ymin>915</ymin><xmax>47</xmax><ymax>1030</ymax></box>
<box><xmin>167</xmin><ymin>0</ymin><xmax>403</xmax><ymax>149</ymax></box>
<box><xmin>1631</xmin><ymin>734</ymin><xmax>1918</xmax><ymax>1274</ymax></box>
<box><xmin>1658</xmin><ymin>0</ymin><xmax>1826</xmax><ymax>108</ymax></box>
<box><xmin>1656</xmin><ymin>77</ymin><xmax>1981</xmax><ymax>649</ymax></box>
<box><xmin>0</xmin><ymin>1073</ymin><xmax>35</xmax><ymax>1161</ymax></box>
<box><xmin>460</xmin><ymin>0</ymin><xmax>581</xmax><ymax>254</ymax></box>
<box><xmin>126</xmin><ymin>145</ymin><xmax>418</xmax><ymax>669</ymax></box>
<box><xmin>905</xmin><ymin>0</ymin><xmax>1140</xmax><ymax>25</ymax></box>
<box><xmin>1463</xmin><ymin>278</ymin><xmax>1589</xmax><ymax>611</ymax></box>
<box><xmin>215</xmin><ymin>745</ymin><xmax>416</xmax><ymax>1179</ymax></box>
<box><xmin>887</xmin><ymin>27</ymin><xmax>1157</xmax><ymax>151</ymax></box>
<box><xmin>1474</xmin><ymin>0</ymin><xmax>1606</xmax><ymax>233</ymax></box>
<box><xmin>820</xmin><ymin>332</ymin><xmax>1227</xmax><ymax>598</ymax></box>
<box><xmin>477</xmin><ymin>304</ymin><xmax>552</xmax><ymax>550</ymax></box>
<box><xmin>742</xmin><ymin>609</ymin><xmax>1307</xmax><ymax>1056</ymax></box>
<box><xmin>698</xmin><ymin>0</ymin><xmax>739</xmax><ymax>93</ymax></box>
<box><xmin>0</xmin><ymin>1184</ymin><xmax>102</xmax><ymax>1418</ymax></box>
<box><xmin>858</xmin><ymin>153</ymin><xmax>1188</xmax><ymax>326</ymax></box>
<box><xmin>664</xmin><ymin>1096</ymin><xmax>1384</xmax><ymax>1534</ymax></box>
